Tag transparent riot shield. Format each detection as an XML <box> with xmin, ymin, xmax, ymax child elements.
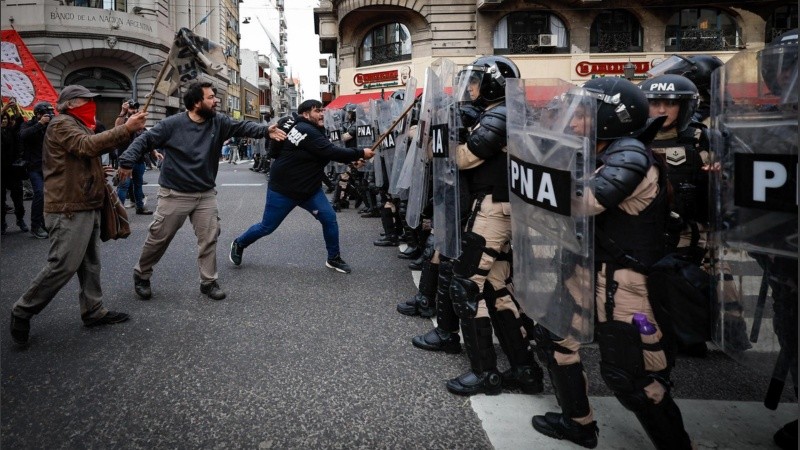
<box><xmin>405</xmin><ymin>67</ymin><xmax>436</xmax><ymax>228</ymax></box>
<box><xmin>354</xmin><ymin>102</ymin><xmax>375</xmax><ymax>174</ymax></box>
<box><xmin>430</xmin><ymin>59</ymin><xmax>461</xmax><ymax>258</ymax></box>
<box><xmin>709</xmin><ymin>48</ymin><xmax>798</xmax><ymax>387</ymax></box>
<box><xmin>324</xmin><ymin>109</ymin><xmax>347</xmax><ymax>174</ymax></box>
<box><xmin>506</xmin><ymin>78</ymin><xmax>596</xmax><ymax>343</ymax></box>
<box><xmin>370</xmin><ymin>98</ymin><xmax>394</xmax><ymax>189</ymax></box>
<box><xmin>389</xmin><ymin>77</ymin><xmax>418</xmax><ymax>196</ymax></box>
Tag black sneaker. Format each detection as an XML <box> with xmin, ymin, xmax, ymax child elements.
<box><xmin>16</xmin><ymin>219</ymin><xmax>29</xmax><ymax>232</ymax></box>
<box><xmin>200</xmin><ymin>281</ymin><xmax>227</xmax><ymax>300</ymax></box>
<box><xmin>84</xmin><ymin>311</ymin><xmax>130</xmax><ymax>328</ymax></box>
<box><xmin>10</xmin><ymin>314</ymin><xmax>30</xmax><ymax>345</ymax></box>
<box><xmin>134</xmin><ymin>274</ymin><xmax>152</xmax><ymax>300</ymax></box>
<box><xmin>326</xmin><ymin>255</ymin><xmax>352</xmax><ymax>274</ymax></box>
<box><xmin>229</xmin><ymin>240</ymin><xmax>244</xmax><ymax>266</ymax></box>
<box><xmin>30</xmin><ymin>227</ymin><xmax>48</xmax><ymax>239</ymax></box>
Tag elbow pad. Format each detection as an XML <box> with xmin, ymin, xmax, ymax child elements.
<box><xmin>466</xmin><ymin>105</ymin><xmax>507</xmax><ymax>160</ymax></box>
<box><xmin>592</xmin><ymin>138</ymin><xmax>651</xmax><ymax>210</ymax></box>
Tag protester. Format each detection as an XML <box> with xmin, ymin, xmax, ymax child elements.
<box><xmin>9</xmin><ymin>85</ymin><xmax>147</xmax><ymax>346</ymax></box>
<box><xmin>229</xmin><ymin>99</ymin><xmax>375</xmax><ymax>274</ymax></box>
<box><xmin>115</xmin><ymin>99</ymin><xmax>161</xmax><ymax>215</ymax></box>
<box><xmin>1</xmin><ymin>102</ymin><xmax>26</xmax><ymax>235</ymax></box>
<box><xmin>19</xmin><ymin>101</ymin><xmax>56</xmax><ymax>239</ymax></box>
<box><xmin>118</xmin><ymin>81</ymin><xmax>285</xmax><ymax>301</ymax></box>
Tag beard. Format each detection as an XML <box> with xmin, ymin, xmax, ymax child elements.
<box><xmin>197</xmin><ymin>103</ymin><xmax>216</xmax><ymax>119</ymax></box>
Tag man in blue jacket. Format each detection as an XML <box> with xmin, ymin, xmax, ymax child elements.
<box><xmin>229</xmin><ymin>99</ymin><xmax>375</xmax><ymax>274</ymax></box>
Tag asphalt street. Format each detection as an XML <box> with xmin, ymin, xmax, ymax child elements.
<box><xmin>1</xmin><ymin>162</ymin><xmax>796</xmax><ymax>449</ymax></box>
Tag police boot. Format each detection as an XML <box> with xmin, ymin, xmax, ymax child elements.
<box><xmin>446</xmin><ymin>317</ymin><xmax>502</xmax><ymax>396</ymax></box>
<box><xmin>532</xmin><ymin>362</ymin><xmax>598</xmax><ymax>448</ymax></box>
<box><xmin>491</xmin><ymin>309</ymin><xmax>544</xmax><ymax>394</ymax></box>
<box><xmin>398</xmin><ymin>262</ymin><xmax>438</xmax><ymax>317</ymax></box>
<box><xmin>409</xmin><ymin>234</ymin><xmax>436</xmax><ymax>270</ymax></box>
<box><xmin>374</xmin><ymin>208</ymin><xmax>399</xmax><ymax>247</ymax></box>
<box><xmin>398</xmin><ymin>227</ymin><xmax>422</xmax><ymax>259</ymax></box>
<box><xmin>626</xmin><ymin>393</ymin><xmax>692</xmax><ymax>450</ymax></box>
<box><xmin>412</xmin><ymin>260</ymin><xmax>460</xmax><ymax>353</ymax></box>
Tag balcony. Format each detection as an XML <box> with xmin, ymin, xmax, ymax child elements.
<box><xmin>597</xmin><ymin>31</ymin><xmax>641</xmax><ymax>53</ymax></box>
<box><xmin>258</xmin><ymin>77</ymin><xmax>271</xmax><ymax>89</ymax></box>
<box><xmin>666</xmin><ymin>28</ymin><xmax>739</xmax><ymax>52</ymax></box>
<box><xmin>257</xmin><ymin>55</ymin><xmax>270</xmax><ymax>69</ymax></box>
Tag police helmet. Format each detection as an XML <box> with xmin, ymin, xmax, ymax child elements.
<box><xmin>33</xmin><ymin>101</ymin><xmax>54</xmax><ymax>116</ymax></box>
<box><xmin>582</xmin><ymin>77</ymin><xmax>649</xmax><ymax>140</ymax></box>
<box><xmin>760</xmin><ymin>29</ymin><xmax>798</xmax><ymax>101</ymax></box>
<box><xmin>457</xmin><ymin>55</ymin><xmax>520</xmax><ymax>106</ymax></box>
<box><xmin>648</xmin><ymin>55</ymin><xmax>723</xmax><ymax>94</ymax></box>
<box><xmin>639</xmin><ymin>74</ymin><xmax>699</xmax><ymax>132</ymax></box>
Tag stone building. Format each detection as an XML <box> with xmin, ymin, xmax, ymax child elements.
<box><xmin>314</xmin><ymin>0</ymin><xmax>797</xmax><ymax>106</ymax></box>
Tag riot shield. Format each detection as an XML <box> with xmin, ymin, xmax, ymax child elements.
<box><xmin>389</xmin><ymin>77</ymin><xmax>418</xmax><ymax>196</ymax></box>
<box><xmin>405</xmin><ymin>67</ymin><xmax>437</xmax><ymax>228</ymax></box>
<box><xmin>354</xmin><ymin>102</ymin><xmax>375</xmax><ymax>174</ymax></box>
<box><xmin>506</xmin><ymin>78</ymin><xmax>596</xmax><ymax>343</ymax></box>
<box><xmin>370</xmin><ymin>98</ymin><xmax>394</xmax><ymax>189</ymax></box>
<box><xmin>430</xmin><ymin>59</ymin><xmax>461</xmax><ymax>258</ymax></box>
<box><xmin>324</xmin><ymin>109</ymin><xmax>343</xmax><ymax>147</ymax></box>
<box><xmin>709</xmin><ymin>48</ymin><xmax>798</xmax><ymax>384</ymax></box>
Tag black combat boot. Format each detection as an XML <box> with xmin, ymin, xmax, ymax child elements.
<box><xmin>398</xmin><ymin>226</ymin><xmax>422</xmax><ymax>259</ymax></box>
<box><xmin>374</xmin><ymin>207</ymin><xmax>399</xmax><ymax>246</ymax></box>
<box><xmin>411</xmin><ymin>260</ymin><xmax>460</xmax><ymax>353</ymax></box>
<box><xmin>532</xmin><ymin>362</ymin><xmax>598</xmax><ymax>448</ymax></box>
<box><xmin>446</xmin><ymin>317</ymin><xmax>502</xmax><ymax>396</ymax></box>
<box><xmin>408</xmin><ymin>234</ymin><xmax>435</xmax><ymax>270</ymax></box>
<box><xmin>625</xmin><ymin>392</ymin><xmax>692</xmax><ymax>450</ymax></box>
<box><xmin>397</xmin><ymin>262</ymin><xmax>438</xmax><ymax>317</ymax></box>
<box><xmin>491</xmin><ymin>309</ymin><xmax>544</xmax><ymax>394</ymax></box>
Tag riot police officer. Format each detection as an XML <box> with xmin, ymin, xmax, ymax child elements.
<box><xmin>647</xmin><ymin>54</ymin><xmax>723</xmax><ymax>124</ymax></box>
<box><xmin>531</xmin><ymin>77</ymin><xmax>693</xmax><ymax>449</ymax></box>
<box><xmin>414</xmin><ymin>55</ymin><xmax>544</xmax><ymax>396</ymax></box>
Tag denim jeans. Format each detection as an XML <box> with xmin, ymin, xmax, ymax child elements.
<box><xmin>117</xmin><ymin>161</ymin><xmax>146</xmax><ymax>209</ymax></box>
<box><xmin>28</xmin><ymin>169</ymin><xmax>45</xmax><ymax>230</ymax></box>
<box><xmin>236</xmin><ymin>187</ymin><xmax>340</xmax><ymax>259</ymax></box>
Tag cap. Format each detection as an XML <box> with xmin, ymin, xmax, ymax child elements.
<box><xmin>57</xmin><ymin>85</ymin><xmax>100</xmax><ymax>103</ymax></box>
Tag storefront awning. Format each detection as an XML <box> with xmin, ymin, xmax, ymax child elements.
<box><xmin>325</xmin><ymin>88</ymin><xmax>424</xmax><ymax>109</ymax></box>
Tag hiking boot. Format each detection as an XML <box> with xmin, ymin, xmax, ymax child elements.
<box><xmin>135</xmin><ymin>207</ymin><xmax>154</xmax><ymax>215</ymax></box>
<box><xmin>134</xmin><ymin>274</ymin><xmax>152</xmax><ymax>300</ymax></box>
<box><xmin>229</xmin><ymin>240</ymin><xmax>244</xmax><ymax>266</ymax></box>
<box><xmin>412</xmin><ymin>328</ymin><xmax>461</xmax><ymax>353</ymax></box>
<box><xmin>532</xmin><ymin>412</ymin><xmax>599</xmax><ymax>449</ymax></box>
<box><xmin>84</xmin><ymin>311</ymin><xmax>130</xmax><ymax>328</ymax></box>
<box><xmin>200</xmin><ymin>281</ymin><xmax>227</xmax><ymax>300</ymax></box>
<box><xmin>30</xmin><ymin>227</ymin><xmax>48</xmax><ymax>239</ymax></box>
<box><xmin>10</xmin><ymin>314</ymin><xmax>30</xmax><ymax>345</ymax></box>
<box><xmin>16</xmin><ymin>219</ymin><xmax>29</xmax><ymax>232</ymax></box>
<box><xmin>326</xmin><ymin>255</ymin><xmax>352</xmax><ymax>274</ymax></box>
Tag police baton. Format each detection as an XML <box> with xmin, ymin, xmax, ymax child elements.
<box><xmin>369</xmin><ymin>95</ymin><xmax>420</xmax><ymax>152</ymax></box>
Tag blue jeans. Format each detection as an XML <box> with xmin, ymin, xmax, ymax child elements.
<box><xmin>117</xmin><ymin>162</ymin><xmax>146</xmax><ymax>209</ymax></box>
<box><xmin>28</xmin><ymin>169</ymin><xmax>45</xmax><ymax>230</ymax></box>
<box><xmin>236</xmin><ymin>187</ymin><xmax>340</xmax><ymax>259</ymax></box>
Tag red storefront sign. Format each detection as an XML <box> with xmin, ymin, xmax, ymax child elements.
<box><xmin>354</xmin><ymin>70</ymin><xmax>398</xmax><ymax>86</ymax></box>
<box><xmin>575</xmin><ymin>61</ymin><xmax>651</xmax><ymax>77</ymax></box>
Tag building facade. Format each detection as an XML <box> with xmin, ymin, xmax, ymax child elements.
<box><xmin>314</xmin><ymin>0</ymin><xmax>798</xmax><ymax>102</ymax></box>
<box><xmin>1</xmin><ymin>0</ymin><xmax>245</xmax><ymax>126</ymax></box>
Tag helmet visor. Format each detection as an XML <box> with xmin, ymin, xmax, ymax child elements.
<box><xmin>455</xmin><ymin>65</ymin><xmax>487</xmax><ymax>103</ymax></box>
<box><xmin>647</xmin><ymin>55</ymin><xmax>693</xmax><ymax>78</ymax></box>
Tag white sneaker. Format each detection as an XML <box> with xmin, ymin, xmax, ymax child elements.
<box><xmin>124</xmin><ymin>200</ymin><xmax>135</xmax><ymax>208</ymax></box>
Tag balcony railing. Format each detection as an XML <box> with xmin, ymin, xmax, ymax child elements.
<box><xmin>597</xmin><ymin>31</ymin><xmax>640</xmax><ymax>53</ymax></box>
<box><xmin>668</xmin><ymin>28</ymin><xmax>738</xmax><ymax>52</ymax></box>
<box><xmin>361</xmin><ymin>42</ymin><xmax>411</xmax><ymax>66</ymax></box>
<box><xmin>258</xmin><ymin>77</ymin><xmax>270</xmax><ymax>89</ymax></box>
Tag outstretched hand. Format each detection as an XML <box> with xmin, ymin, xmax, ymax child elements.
<box><xmin>362</xmin><ymin>148</ymin><xmax>375</xmax><ymax>160</ymax></box>
<box><xmin>268</xmin><ymin>124</ymin><xmax>287</xmax><ymax>141</ymax></box>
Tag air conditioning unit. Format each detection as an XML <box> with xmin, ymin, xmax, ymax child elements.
<box><xmin>539</xmin><ymin>34</ymin><xmax>557</xmax><ymax>47</ymax></box>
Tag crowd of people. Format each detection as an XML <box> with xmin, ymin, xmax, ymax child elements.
<box><xmin>3</xmin><ymin>28</ymin><xmax>797</xmax><ymax>450</ymax></box>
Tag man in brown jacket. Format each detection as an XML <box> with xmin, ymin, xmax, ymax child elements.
<box><xmin>10</xmin><ymin>85</ymin><xmax>147</xmax><ymax>346</ymax></box>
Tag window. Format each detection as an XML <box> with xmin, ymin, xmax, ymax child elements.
<box><xmin>493</xmin><ymin>12</ymin><xmax>569</xmax><ymax>55</ymax></box>
<box><xmin>69</xmin><ymin>0</ymin><xmax>126</xmax><ymax>12</ymax></box>
<box><xmin>229</xmin><ymin>69</ymin><xmax>239</xmax><ymax>85</ymax></box>
<box><xmin>228</xmin><ymin>95</ymin><xmax>240</xmax><ymax>112</ymax></box>
<box><xmin>665</xmin><ymin>8</ymin><xmax>741</xmax><ymax>52</ymax></box>
<box><xmin>590</xmin><ymin>10</ymin><xmax>642</xmax><ymax>53</ymax></box>
<box><xmin>359</xmin><ymin>23</ymin><xmax>412</xmax><ymax>67</ymax></box>
<box><xmin>766</xmin><ymin>5</ymin><xmax>798</xmax><ymax>42</ymax></box>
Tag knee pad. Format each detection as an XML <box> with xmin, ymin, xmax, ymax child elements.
<box><xmin>450</xmin><ymin>275</ymin><xmax>481</xmax><ymax>319</ymax></box>
<box><xmin>452</xmin><ymin>231</ymin><xmax>487</xmax><ymax>277</ymax></box>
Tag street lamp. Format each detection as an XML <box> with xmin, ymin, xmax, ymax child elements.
<box><xmin>623</xmin><ymin>59</ymin><xmax>636</xmax><ymax>81</ymax></box>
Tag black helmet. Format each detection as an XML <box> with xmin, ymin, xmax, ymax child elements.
<box><xmin>647</xmin><ymin>55</ymin><xmax>723</xmax><ymax>94</ymax></box>
<box><xmin>760</xmin><ymin>29</ymin><xmax>798</xmax><ymax>101</ymax></box>
<box><xmin>33</xmin><ymin>101</ymin><xmax>54</xmax><ymax>116</ymax></box>
<box><xmin>457</xmin><ymin>55</ymin><xmax>520</xmax><ymax>106</ymax></box>
<box><xmin>390</xmin><ymin>90</ymin><xmax>405</xmax><ymax>102</ymax></box>
<box><xmin>582</xmin><ymin>77</ymin><xmax>649</xmax><ymax>140</ymax></box>
<box><xmin>639</xmin><ymin>74</ymin><xmax>699</xmax><ymax>132</ymax></box>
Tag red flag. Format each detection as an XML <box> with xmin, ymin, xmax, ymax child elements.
<box><xmin>1</xmin><ymin>29</ymin><xmax>58</xmax><ymax>119</ymax></box>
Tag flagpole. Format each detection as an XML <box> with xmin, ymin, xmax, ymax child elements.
<box><xmin>141</xmin><ymin>43</ymin><xmax>177</xmax><ymax>113</ymax></box>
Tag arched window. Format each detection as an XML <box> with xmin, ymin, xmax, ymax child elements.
<box><xmin>590</xmin><ymin>10</ymin><xmax>643</xmax><ymax>53</ymax></box>
<box><xmin>493</xmin><ymin>12</ymin><xmax>569</xmax><ymax>55</ymax></box>
<box><xmin>64</xmin><ymin>67</ymin><xmax>131</xmax><ymax>91</ymax></box>
<box><xmin>359</xmin><ymin>23</ymin><xmax>412</xmax><ymax>67</ymax></box>
<box><xmin>766</xmin><ymin>5</ymin><xmax>798</xmax><ymax>42</ymax></box>
<box><xmin>665</xmin><ymin>8</ymin><xmax>741</xmax><ymax>52</ymax></box>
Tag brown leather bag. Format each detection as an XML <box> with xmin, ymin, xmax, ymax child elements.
<box><xmin>100</xmin><ymin>183</ymin><xmax>131</xmax><ymax>242</ymax></box>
